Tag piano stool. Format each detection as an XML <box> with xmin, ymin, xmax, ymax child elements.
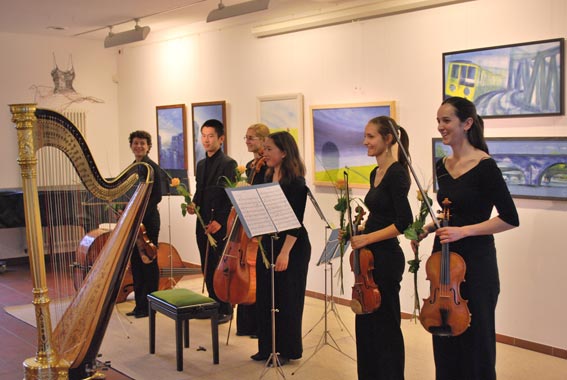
<box><xmin>148</xmin><ymin>288</ymin><xmax>220</xmax><ymax>371</ymax></box>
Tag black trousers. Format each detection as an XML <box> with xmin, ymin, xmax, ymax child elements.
<box><xmin>196</xmin><ymin>225</ymin><xmax>232</xmax><ymax>316</ymax></box>
<box><xmin>130</xmin><ymin>214</ymin><xmax>160</xmax><ymax>313</ymax></box>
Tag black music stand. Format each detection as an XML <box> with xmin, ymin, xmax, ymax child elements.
<box><xmin>291</xmin><ymin>220</ymin><xmax>355</xmax><ymax>375</ymax></box>
<box><xmin>225</xmin><ymin>183</ymin><xmax>301</xmax><ymax>379</ymax></box>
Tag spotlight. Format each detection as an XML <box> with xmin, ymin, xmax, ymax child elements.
<box><xmin>207</xmin><ymin>0</ymin><xmax>270</xmax><ymax>23</ymax></box>
<box><xmin>104</xmin><ymin>19</ymin><xmax>150</xmax><ymax>48</ymax></box>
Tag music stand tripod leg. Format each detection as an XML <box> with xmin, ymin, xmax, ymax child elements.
<box><xmin>259</xmin><ymin>234</ymin><xmax>286</xmax><ymax>380</ymax></box>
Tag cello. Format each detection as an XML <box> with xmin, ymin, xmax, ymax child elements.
<box><xmin>344</xmin><ymin>171</ymin><xmax>381</xmax><ymax>315</ymax></box>
<box><xmin>212</xmin><ymin>155</ymin><xmax>265</xmax><ymax>305</ymax></box>
<box><xmin>117</xmin><ymin>242</ymin><xmax>201</xmax><ymax>303</ymax></box>
<box><xmin>74</xmin><ymin>228</ymin><xmax>200</xmax><ymax>303</ymax></box>
<box><xmin>419</xmin><ymin>198</ymin><xmax>471</xmax><ymax>336</ymax></box>
<box><xmin>74</xmin><ymin>223</ymin><xmax>156</xmax><ymax>288</ymax></box>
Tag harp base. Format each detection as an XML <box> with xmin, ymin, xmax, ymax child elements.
<box><xmin>23</xmin><ymin>356</ymin><xmax>70</xmax><ymax>380</ymax></box>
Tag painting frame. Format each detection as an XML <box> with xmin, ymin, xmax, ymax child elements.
<box><xmin>257</xmin><ymin>93</ymin><xmax>304</xmax><ymax>156</ymax></box>
<box><xmin>432</xmin><ymin>137</ymin><xmax>567</xmax><ymax>201</ymax></box>
<box><xmin>156</xmin><ymin>104</ymin><xmax>188</xmax><ymax>195</ymax></box>
<box><xmin>191</xmin><ymin>100</ymin><xmax>227</xmax><ymax>173</ymax></box>
<box><xmin>312</xmin><ymin>101</ymin><xmax>396</xmax><ymax>188</ymax></box>
<box><xmin>442</xmin><ymin>38</ymin><xmax>564</xmax><ymax>118</ymax></box>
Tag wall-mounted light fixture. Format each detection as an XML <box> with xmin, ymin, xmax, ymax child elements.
<box><xmin>251</xmin><ymin>0</ymin><xmax>475</xmax><ymax>38</ymax></box>
<box><xmin>207</xmin><ymin>0</ymin><xmax>270</xmax><ymax>23</ymax></box>
<box><xmin>104</xmin><ymin>19</ymin><xmax>150</xmax><ymax>48</ymax></box>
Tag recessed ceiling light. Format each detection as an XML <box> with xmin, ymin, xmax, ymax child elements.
<box><xmin>47</xmin><ymin>26</ymin><xmax>68</xmax><ymax>31</ymax></box>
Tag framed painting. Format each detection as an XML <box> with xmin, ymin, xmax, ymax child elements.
<box><xmin>443</xmin><ymin>38</ymin><xmax>564</xmax><ymax>118</ymax></box>
<box><xmin>312</xmin><ymin>101</ymin><xmax>396</xmax><ymax>187</ymax></box>
<box><xmin>156</xmin><ymin>104</ymin><xmax>188</xmax><ymax>195</ymax></box>
<box><xmin>257</xmin><ymin>93</ymin><xmax>304</xmax><ymax>155</ymax></box>
<box><xmin>191</xmin><ymin>101</ymin><xmax>227</xmax><ymax>172</ymax></box>
<box><xmin>432</xmin><ymin>137</ymin><xmax>567</xmax><ymax>200</ymax></box>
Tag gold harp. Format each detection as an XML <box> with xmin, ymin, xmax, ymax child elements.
<box><xmin>11</xmin><ymin>104</ymin><xmax>152</xmax><ymax>380</ymax></box>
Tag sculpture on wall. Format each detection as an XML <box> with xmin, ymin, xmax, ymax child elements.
<box><xmin>30</xmin><ymin>53</ymin><xmax>104</xmax><ymax>111</ymax></box>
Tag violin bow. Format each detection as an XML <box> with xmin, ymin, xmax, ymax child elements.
<box><xmin>387</xmin><ymin>120</ymin><xmax>441</xmax><ymax>230</ymax></box>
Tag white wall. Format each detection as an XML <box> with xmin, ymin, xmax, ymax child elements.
<box><xmin>0</xmin><ymin>0</ymin><xmax>565</xmax><ymax>351</ymax></box>
<box><xmin>114</xmin><ymin>0</ymin><xmax>567</xmax><ymax>350</ymax></box>
<box><xmin>0</xmin><ymin>32</ymin><xmax>120</xmax><ymax>259</ymax></box>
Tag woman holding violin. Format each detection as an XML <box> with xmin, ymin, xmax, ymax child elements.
<box><xmin>235</xmin><ymin>123</ymin><xmax>269</xmax><ymax>337</ymax></box>
<box><xmin>251</xmin><ymin>131</ymin><xmax>311</xmax><ymax>365</ymax></box>
<box><xmin>342</xmin><ymin>116</ymin><xmax>412</xmax><ymax>380</ymax></box>
<box><xmin>415</xmin><ymin>97</ymin><xmax>519</xmax><ymax>380</ymax></box>
<box><xmin>350</xmin><ymin>116</ymin><xmax>413</xmax><ymax>380</ymax></box>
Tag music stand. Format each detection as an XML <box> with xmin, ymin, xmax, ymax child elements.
<box><xmin>225</xmin><ymin>183</ymin><xmax>302</xmax><ymax>379</ymax></box>
<box><xmin>291</xmin><ymin>226</ymin><xmax>356</xmax><ymax>375</ymax></box>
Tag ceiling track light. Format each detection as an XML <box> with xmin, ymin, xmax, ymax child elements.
<box><xmin>104</xmin><ymin>19</ymin><xmax>150</xmax><ymax>48</ymax></box>
<box><xmin>207</xmin><ymin>0</ymin><xmax>270</xmax><ymax>23</ymax></box>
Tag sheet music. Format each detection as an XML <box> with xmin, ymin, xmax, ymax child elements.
<box><xmin>256</xmin><ymin>184</ymin><xmax>301</xmax><ymax>232</ymax></box>
<box><xmin>316</xmin><ymin>228</ymin><xmax>350</xmax><ymax>265</ymax></box>
<box><xmin>226</xmin><ymin>183</ymin><xmax>301</xmax><ymax>238</ymax></box>
<box><xmin>229</xmin><ymin>189</ymin><xmax>276</xmax><ymax>237</ymax></box>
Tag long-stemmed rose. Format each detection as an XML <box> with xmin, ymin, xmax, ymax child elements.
<box><xmin>403</xmin><ymin>186</ymin><xmax>432</xmax><ymax>322</ymax></box>
<box><xmin>171</xmin><ymin>177</ymin><xmax>217</xmax><ymax>248</ymax></box>
<box><xmin>333</xmin><ymin>178</ymin><xmax>349</xmax><ymax>295</ymax></box>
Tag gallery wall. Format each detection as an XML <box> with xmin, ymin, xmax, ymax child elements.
<box><xmin>113</xmin><ymin>0</ymin><xmax>567</xmax><ymax>351</ymax></box>
<box><xmin>0</xmin><ymin>0</ymin><xmax>565</xmax><ymax>353</ymax></box>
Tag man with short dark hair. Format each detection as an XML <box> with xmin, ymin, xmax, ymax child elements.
<box><xmin>187</xmin><ymin>119</ymin><xmax>236</xmax><ymax>323</ymax></box>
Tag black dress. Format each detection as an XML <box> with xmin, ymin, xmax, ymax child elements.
<box><xmin>255</xmin><ymin>176</ymin><xmax>311</xmax><ymax>360</ymax></box>
<box><xmin>356</xmin><ymin>162</ymin><xmax>412</xmax><ymax>380</ymax></box>
<box><xmin>432</xmin><ymin>157</ymin><xmax>519</xmax><ymax>380</ymax></box>
<box><xmin>236</xmin><ymin>158</ymin><xmax>268</xmax><ymax>336</ymax></box>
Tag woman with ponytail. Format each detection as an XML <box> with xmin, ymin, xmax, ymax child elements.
<box><xmin>344</xmin><ymin>115</ymin><xmax>413</xmax><ymax>379</ymax></box>
<box><xmin>416</xmin><ymin>97</ymin><xmax>518</xmax><ymax>380</ymax></box>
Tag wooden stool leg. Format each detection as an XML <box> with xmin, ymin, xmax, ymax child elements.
<box><xmin>183</xmin><ymin>319</ymin><xmax>189</xmax><ymax>348</ymax></box>
<box><xmin>211</xmin><ymin>312</ymin><xmax>219</xmax><ymax>364</ymax></box>
<box><xmin>149</xmin><ymin>308</ymin><xmax>156</xmax><ymax>354</ymax></box>
<box><xmin>175</xmin><ymin>319</ymin><xmax>183</xmax><ymax>371</ymax></box>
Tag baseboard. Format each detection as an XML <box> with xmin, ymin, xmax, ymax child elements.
<box><xmin>304</xmin><ymin>290</ymin><xmax>566</xmax><ymax>360</ymax></box>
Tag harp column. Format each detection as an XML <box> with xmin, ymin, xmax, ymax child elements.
<box><xmin>10</xmin><ymin>104</ymin><xmax>70</xmax><ymax>380</ymax></box>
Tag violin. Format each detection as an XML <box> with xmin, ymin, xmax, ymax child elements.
<box><xmin>136</xmin><ymin>224</ymin><xmax>158</xmax><ymax>264</ymax></box>
<box><xmin>419</xmin><ymin>198</ymin><xmax>471</xmax><ymax>336</ymax></box>
<box><xmin>344</xmin><ymin>172</ymin><xmax>381</xmax><ymax>315</ymax></box>
<box><xmin>212</xmin><ymin>155</ymin><xmax>265</xmax><ymax>305</ymax></box>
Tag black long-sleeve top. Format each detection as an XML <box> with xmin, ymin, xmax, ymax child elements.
<box><xmin>363</xmin><ymin>162</ymin><xmax>413</xmax><ymax>248</ymax></box>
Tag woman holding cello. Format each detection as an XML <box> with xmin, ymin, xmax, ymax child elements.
<box><xmin>415</xmin><ymin>97</ymin><xmax>519</xmax><ymax>380</ymax></box>
<box><xmin>341</xmin><ymin>116</ymin><xmax>412</xmax><ymax>380</ymax></box>
<box><xmin>235</xmin><ymin>123</ymin><xmax>269</xmax><ymax>337</ymax></box>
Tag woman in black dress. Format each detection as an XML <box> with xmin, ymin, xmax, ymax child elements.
<box><xmin>251</xmin><ymin>131</ymin><xmax>311</xmax><ymax>365</ymax></box>
<box><xmin>416</xmin><ymin>97</ymin><xmax>519</xmax><ymax>380</ymax></box>
<box><xmin>345</xmin><ymin>116</ymin><xmax>413</xmax><ymax>380</ymax></box>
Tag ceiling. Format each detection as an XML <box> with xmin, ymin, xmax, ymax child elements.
<box><xmin>0</xmin><ymin>0</ymin><xmax>368</xmax><ymax>40</ymax></box>
<box><xmin>0</xmin><ymin>0</ymin><xmax>473</xmax><ymax>42</ymax></box>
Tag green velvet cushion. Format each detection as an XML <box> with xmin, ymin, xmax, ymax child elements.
<box><xmin>151</xmin><ymin>288</ymin><xmax>215</xmax><ymax>307</ymax></box>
